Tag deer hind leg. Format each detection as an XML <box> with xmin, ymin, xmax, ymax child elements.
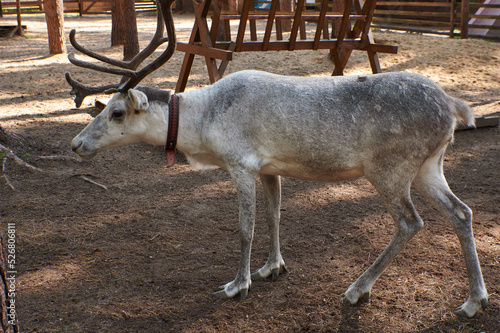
<box><xmin>252</xmin><ymin>175</ymin><xmax>287</xmax><ymax>281</ymax></box>
<box><xmin>413</xmin><ymin>152</ymin><xmax>488</xmax><ymax>317</ymax></box>
<box><xmin>342</xmin><ymin>168</ymin><xmax>424</xmax><ymax>305</ymax></box>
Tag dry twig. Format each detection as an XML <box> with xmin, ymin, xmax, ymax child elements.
<box><xmin>1</xmin><ymin>158</ymin><xmax>15</xmax><ymax>190</ymax></box>
<box><xmin>0</xmin><ymin>143</ymin><xmax>43</xmax><ymax>172</ymax></box>
<box><xmin>0</xmin><ymin>143</ymin><xmax>107</xmax><ymax>191</ymax></box>
<box><xmin>71</xmin><ymin>174</ymin><xmax>108</xmax><ymax>190</ymax></box>
<box><xmin>34</xmin><ymin>155</ymin><xmax>82</xmax><ymax>162</ymax></box>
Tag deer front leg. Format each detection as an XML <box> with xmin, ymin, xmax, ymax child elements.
<box><xmin>252</xmin><ymin>174</ymin><xmax>287</xmax><ymax>281</ymax></box>
<box><xmin>214</xmin><ymin>169</ymin><xmax>257</xmax><ymax>300</ymax></box>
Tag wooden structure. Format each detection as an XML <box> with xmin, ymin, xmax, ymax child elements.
<box><xmin>175</xmin><ymin>0</ymin><xmax>399</xmax><ymax>92</ymax></box>
<box><xmin>2</xmin><ymin>0</ymin><xmax>497</xmax><ymax>38</ymax></box>
<box><xmin>0</xmin><ymin>0</ymin><xmax>22</xmax><ymax>36</ymax></box>
<box><xmin>0</xmin><ymin>0</ymin><xmax>156</xmax><ymax>16</ymax></box>
<box><xmin>373</xmin><ymin>0</ymin><xmax>500</xmax><ymax>39</ymax></box>
<box><xmin>468</xmin><ymin>0</ymin><xmax>500</xmax><ymax>38</ymax></box>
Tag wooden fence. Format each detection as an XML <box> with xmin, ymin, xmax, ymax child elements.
<box><xmin>0</xmin><ymin>0</ymin><xmax>156</xmax><ymax>16</ymax></box>
<box><xmin>1</xmin><ymin>0</ymin><xmax>498</xmax><ymax>39</ymax></box>
<box><xmin>372</xmin><ymin>0</ymin><xmax>500</xmax><ymax>39</ymax></box>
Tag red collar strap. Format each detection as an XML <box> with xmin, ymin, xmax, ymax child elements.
<box><xmin>165</xmin><ymin>94</ymin><xmax>179</xmax><ymax>167</ymax></box>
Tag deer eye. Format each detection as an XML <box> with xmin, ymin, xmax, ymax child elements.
<box><xmin>110</xmin><ymin>110</ymin><xmax>124</xmax><ymax>121</ymax></box>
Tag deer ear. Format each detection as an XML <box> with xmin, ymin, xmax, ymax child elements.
<box><xmin>127</xmin><ymin>89</ymin><xmax>149</xmax><ymax>112</ymax></box>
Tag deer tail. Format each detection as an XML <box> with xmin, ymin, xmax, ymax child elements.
<box><xmin>451</xmin><ymin>97</ymin><xmax>475</xmax><ymax>128</ymax></box>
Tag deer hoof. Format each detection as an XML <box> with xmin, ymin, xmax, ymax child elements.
<box><xmin>341</xmin><ymin>290</ymin><xmax>370</xmax><ymax>305</ymax></box>
<box><xmin>214</xmin><ymin>288</ymin><xmax>249</xmax><ymax>300</ymax></box>
<box><xmin>214</xmin><ymin>279</ymin><xmax>251</xmax><ymax>300</ymax></box>
<box><xmin>272</xmin><ymin>268</ymin><xmax>280</xmax><ymax>281</ymax></box>
<box><xmin>240</xmin><ymin>288</ymin><xmax>248</xmax><ymax>300</ymax></box>
<box><xmin>453</xmin><ymin>297</ymin><xmax>488</xmax><ymax>318</ymax></box>
<box><xmin>251</xmin><ymin>262</ymin><xmax>287</xmax><ymax>281</ymax></box>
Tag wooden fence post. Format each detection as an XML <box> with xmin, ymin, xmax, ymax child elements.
<box><xmin>449</xmin><ymin>0</ymin><xmax>456</xmax><ymax>38</ymax></box>
<box><xmin>461</xmin><ymin>0</ymin><xmax>469</xmax><ymax>39</ymax></box>
<box><xmin>16</xmin><ymin>0</ymin><xmax>23</xmax><ymax>36</ymax></box>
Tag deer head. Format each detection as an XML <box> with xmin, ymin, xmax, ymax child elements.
<box><xmin>65</xmin><ymin>0</ymin><xmax>177</xmax><ymax>108</ymax></box>
<box><xmin>70</xmin><ymin>87</ymin><xmax>172</xmax><ymax>159</ymax></box>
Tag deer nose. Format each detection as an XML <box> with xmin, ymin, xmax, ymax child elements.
<box><xmin>71</xmin><ymin>139</ymin><xmax>83</xmax><ymax>152</ymax></box>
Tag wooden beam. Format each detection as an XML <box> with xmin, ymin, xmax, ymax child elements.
<box><xmin>461</xmin><ymin>0</ymin><xmax>469</xmax><ymax>39</ymax></box>
<box><xmin>456</xmin><ymin>116</ymin><xmax>499</xmax><ymax>131</ymax></box>
<box><xmin>177</xmin><ymin>42</ymin><xmax>233</xmax><ymax>60</ymax></box>
<box><xmin>288</xmin><ymin>0</ymin><xmax>306</xmax><ymax>50</ymax></box>
<box><xmin>16</xmin><ymin>0</ymin><xmax>23</xmax><ymax>36</ymax></box>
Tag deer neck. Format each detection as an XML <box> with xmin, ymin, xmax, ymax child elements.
<box><xmin>174</xmin><ymin>89</ymin><xmax>219</xmax><ymax>168</ymax></box>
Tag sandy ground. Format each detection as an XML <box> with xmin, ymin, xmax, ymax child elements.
<box><xmin>0</xmin><ymin>12</ymin><xmax>499</xmax><ymax>333</ymax></box>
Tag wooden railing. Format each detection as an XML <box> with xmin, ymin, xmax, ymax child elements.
<box><xmin>372</xmin><ymin>0</ymin><xmax>500</xmax><ymax>39</ymax></box>
<box><xmin>0</xmin><ymin>0</ymin><xmax>156</xmax><ymax>16</ymax></box>
<box><xmin>175</xmin><ymin>0</ymin><xmax>399</xmax><ymax>91</ymax></box>
<box><xmin>1</xmin><ymin>0</ymin><xmax>497</xmax><ymax>39</ymax></box>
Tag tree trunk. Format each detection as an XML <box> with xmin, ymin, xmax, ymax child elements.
<box><xmin>111</xmin><ymin>0</ymin><xmax>125</xmax><ymax>46</ymax></box>
<box><xmin>0</xmin><ymin>233</ymin><xmax>19</xmax><ymax>333</ymax></box>
<box><xmin>43</xmin><ymin>0</ymin><xmax>66</xmax><ymax>54</ymax></box>
<box><xmin>111</xmin><ymin>0</ymin><xmax>139</xmax><ymax>61</ymax></box>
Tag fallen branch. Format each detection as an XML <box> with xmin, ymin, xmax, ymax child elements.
<box><xmin>71</xmin><ymin>173</ymin><xmax>108</xmax><ymax>190</ymax></box>
<box><xmin>0</xmin><ymin>143</ymin><xmax>44</xmax><ymax>172</ymax></box>
<box><xmin>34</xmin><ymin>155</ymin><xmax>82</xmax><ymax>162</ymax></box>
<box><xmin>1</xmin><ymin>158</ymin><xmax>15</xmax><ymax>191</ymax></box>
<box><xmin>0</xmin><ymin>143</ymin><xmax>108</xmax><ymax>191</ymax></box>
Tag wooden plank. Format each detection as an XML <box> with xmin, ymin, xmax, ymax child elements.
<box><xmin>456</xmin><ymin>116</ymin><xmax>499</xmax><ymax>131</ymax></box>
<box><xmin>469</xmin><ymin>24</ymin><xmax>500</xmax><ymax>30</ymax></box>
<box><xmin>372</xmin><ymin>23</ymin><xmax>455</xmax><ymax>35</ymax></box>
<box><xmin>313</xmin><ymin>0</ymin><xmax>330</xmax><ymax>50</ymax></box>
<box><xmin>176</xmin><ymin>42</ymin><xmax>233</xmax><ymax>60</ymax></box>
<box><xmin>210</xmin><ymin>0</ymin><xmax>223</xmax><ymax>44</ymax></box>
<box><xmin>373</xmin><ymin>17</ymin><xmax>452</xmax><ymax>27</ymax></box>
<box><xmin>262</xmin><ymin>0</ymin><xmax>280</xmax><ymax>51</ymax></box>
<box><xmin>218</xmin><ymin>13</ymin><xmax>365</xmax><ymax>20</ymax></box>
<box><xmin>376</xmin><ymin>1</ymin><xmax>453</xmax><ymax>7</ymax></box>
<box><xmin>216</xmin><ymin>41</ymin><xmax>237</xmax><ymax>78</ymax></box>
<box><xmin>176</xmin><ymin>0</ymin><xmax>205</xmax><ymax>93</ymax></box>
<box><xmin>375</xmin><ymin>10</ymin><xmax>452</xmax><ymax>17</ymax></box>
<box><xmin>336</xmin><ymin>0</ymin><xmax>353</xmax><ymax>44</ymax></box>
<box><xmin>358</xmin><ymin>0</ymin><xmax>378</xmax><ymax>44</ymax></box>
<box><xmin>469</xmin><ymin>3</ymin><xmax>500</xmax><ymax>9</ymax></box>
<box><xmin>288</xmin><ymin>0</ymin><xmax>306</xmax><ymax>50</ymax></box>
<box><xmin>235</xmin><ymin>0</ymin><xmax>254</xmax><ymax>52</ymax></box>
<box><xmin>470</xmin><ymin>14</ymin><xmax>500</xmax><ymax>20</ymax></box>
<box><xmin>213</xmin><ymin>39</ymin><xmax>398</xmax><ymax>53</ymax></box>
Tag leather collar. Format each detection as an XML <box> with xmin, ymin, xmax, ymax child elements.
<box><xmin>165</xmin><ymin>94</ymin><xmax>179</xmax><ymax>167</ymax></box>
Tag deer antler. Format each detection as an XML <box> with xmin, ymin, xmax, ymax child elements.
<box><xmin>66</xmin><ymin>0</ymin><xmax>176</xmax><ymax>107</ymax></box>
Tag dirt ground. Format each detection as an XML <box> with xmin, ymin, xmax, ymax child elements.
<box><xmin>0</xmin><ymin>12</ymin><xmax>499</xmax><ymax>333</ymax></box>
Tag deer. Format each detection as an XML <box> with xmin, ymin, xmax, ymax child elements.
<box><xmin>66</xmin><ymin>0</ymin><xmax>488</xmax><ymax>318</ymax></box>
